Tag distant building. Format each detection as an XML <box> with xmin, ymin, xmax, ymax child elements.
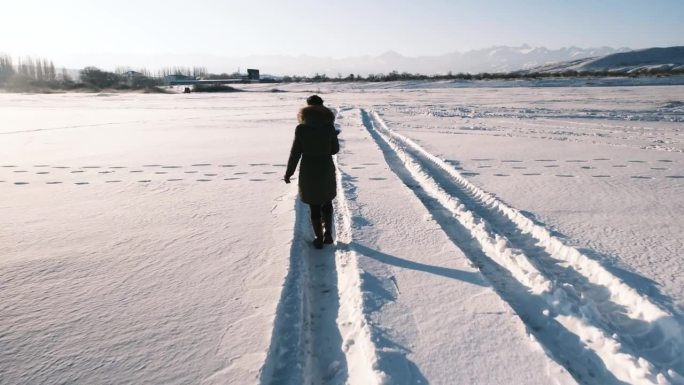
<box><xmin>162</xmin><ymin>74</ymin><xmax>197</xmax><ymax>85</ymax></box>
<box><xmin>247</xmin><ymin>69</ymin><xmax>260</xmax><ymax>81</ymax></box>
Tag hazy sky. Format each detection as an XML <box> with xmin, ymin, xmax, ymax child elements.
<box><xmin>1</xmin><ymin>0</ymin><xmax>682</xmax><ymax>61</ymax></box>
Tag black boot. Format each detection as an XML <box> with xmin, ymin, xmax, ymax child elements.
<box><xmin>312</xmin><ymin>218</ymin><xmax>324</xmax><ymax>249</ymax></box>
<box><xmin>322</xmin><ymin>203</ymin><xmax>334</xmax><ymax>244</ymax></box>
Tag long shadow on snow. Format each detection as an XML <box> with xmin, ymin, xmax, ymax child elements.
<box><xmin>259</xmin><ymin>199</ymin><xmax>348</xmax><ymax>385</ymax></box>
<box><xmin>361</xmin><ymin>109</ymin><xmax>628</xmax><ymax>385</ymax></box>
<box><xmin>395</xmin><ymin>123</ymin><xmax>684</xmax><ymax>374</ymax></box>
<box><xmin>349</xmin><ymin>242</ymin><xmax>487</xmax><ymax>288</ymax></box>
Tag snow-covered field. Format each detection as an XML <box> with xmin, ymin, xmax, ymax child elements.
<box><xmin>1</xmin><ymin>82</ymin><xmax>683</xmax><ymax>385</ymax></box>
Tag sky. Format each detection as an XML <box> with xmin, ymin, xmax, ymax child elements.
<box><xmin>1</xmin><ymin>0</ymin><xmax>682</xmax><ymax>69</ymax></box>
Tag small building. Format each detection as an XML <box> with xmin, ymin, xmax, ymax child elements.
<box><xmin>247</xmin><ymin>69</ymin><xmax>260</xmax><ymax>81</ymax></box>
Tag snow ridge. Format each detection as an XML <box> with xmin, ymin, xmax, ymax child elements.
<box><xmin>333</xmin><ymin>156</ymin><xmax>388</xmax><ymax>385</ymax></box>
<box><xmin>363</xmin><ymin>109</ymin><xmax>684</xmax><ymax>385</ymax></box>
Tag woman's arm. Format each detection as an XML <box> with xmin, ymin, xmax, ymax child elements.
<box><xmin>330</xmin><ymin>129</ymin><xmax>340</xmax><ymax>155</ymax></box>
<box><xmin>284</xmin><ymin>126</ymin><xmax>303</xmax><ymax>183</ymax></box>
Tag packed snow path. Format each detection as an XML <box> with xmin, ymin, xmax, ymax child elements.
<box><xmin>357</xmin><ymin>108</ymin><xmax>684</xmax><ymax>384</ymax></box>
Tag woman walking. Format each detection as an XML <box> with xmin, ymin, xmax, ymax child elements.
<box><xmin>283</xmin><ymin>98</ymin><xmax>340</xmax><ymax>249</ymax></box>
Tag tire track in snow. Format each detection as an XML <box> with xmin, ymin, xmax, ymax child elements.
<box><xmin>258</xmin><ymin>196</ymin><xmax>348</xmax><ymax>385</ymax></box>
<box><xmin>259</xmin><ymin>127</ymin><xmax>386</xmax><ymax>385</ymax></box>
<box><xmin>362</xmin><ymin>109</ymin><xmax>684</xmax><ymax>385</ymax></box>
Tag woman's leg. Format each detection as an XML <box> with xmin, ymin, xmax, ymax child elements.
<box><xmin>309</xmin><ymin>203</ymin><xmax>324</xmax><ymax>248</ymax></box>
<box><xmin>322</xmin><ymin>200</ymin><xmax>334</xmax><ymax>244</ymax></box>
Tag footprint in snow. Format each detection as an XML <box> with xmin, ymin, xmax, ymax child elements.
<box><xmin>110</xmin><ymin>166</ymin><xmax>127</xmax><ymax>169</ymax></box>
<box><xmin>105</xmin><ymin>180</ymin><xmax>122</xmax><ymax>183</ymax></box>
<box><xmin>75</xmin><ymin>182</ymin><xmax>89</xmax><ymax>185</ymax></box>
<box><xmin>369</xmin><ymin>177</ymin><xmax>386</xmax><ymax>180</ymax></box>
<box><xmin>628</xmin><ymin>160</ymin><xmax>646</xmax><ymax>163</ymax></box>
<box><xmin>224</xmin><ymin>177</ymin><xmax>240</xmax><ymax>180</ymax></box>
<box><xmin>630</xmin><ymin>176</ymin><xmax>652</xmax><ymax>179</ymax></box>
<box><xmin>2</xmin><ymin>165</ymin><xmax>17</xmax><ymax>168</ymax></box>
<box><xmin>143</xmin><ymin>164</ymin><xmax>162</xmax><ymax>167</ymax></box>
<box><xmin>271</xmin><ymin>164</ymin><xmax>286</xmax><ymax>167</ymax></box>
<box><xmin>130</xmin><ymin>170</ymin><xmax>143</xmax><ymax>173</ymax></box>
<box><xmin>234</xmin><ymin>172</ymin><xmax>247</xmax><ymax>175</ymax></box>
<box><xmin>262</xmin><ymin>171</ymin><xmax>276</xmax><ymax>175</ymax></box>
<box><xmin>34</xmin><ymin>164</ymin><xmax>50</xmax><ymax>167</ymax></box>
<box><xmin>666</xmin><ymin>175</ymin><xmax>684</xmax><ymax>179</ymax></box>
<box><xmin>71</xmin><ymin>170</ymin><xmax>85</xmax><ymax>173</ymax></box>
<box><xmin>162</xmin><ymin>166</ymin><xmax>181</xmax><ymax>169</ymax></box>
<box><xmin>362</xmin><ymin>162</ymin><xmax>380</xmax><ymax>166</ymax></box>
<box><xmin>53</xmin><ymin>166</ymin><xmax>70</xmax><ymax>169</ymax></box>
<box><xmin>351</xmin><ymin>167</ymin><xmax>365</xmax><ymax>169</ymax></box>
<box><xmin>477</xmin><ymin>165</ymin><xmax>492</xmax><ymax>168</ymax></box>
<box><xmin>197</xmin><ymin>179</ymin><xmax>212</xmax><ymax>182</ymax></box>
<box><xmin>461</xmin><ymin>172</ymin><xmax>480</xmax><ymax>177</ymax></box>
<box><xmin>99</xmin><ymin>171</ymin><xmax>113</xmax><ymax>174</ymax></box>
<box><xmin>493</xmin><ymin>173</ymin><xmax>510</xmax><ymax>177</ymax></box>
<box><xmin>472</xmin><ymin>158</ymin><xmax>494</xmax><ymax>161</ymax></box>
<box><xmin>138</xmin><ymin>180</ymin><xmax>151</xmax><ymax>183</ymax></box>
<box><xmin>612</xmin><ymin>165</ymin><xmax>627</xmax><ymax>168</ymax></box>
<box><xmin>167</xmin><ymin>178</ymin><xmax>183</xmax><ymax>182</ymax></box>
<box><xmin>13</xmin><ymin>170</ymin><xmax>28</xmax><ymax>173</ymax></box>
<box><xmin>82</xmin><ymin>166</ymin><xmax>101</xmax><ymax>169</ymax></box>
<box><xmin>37</xmin><ymin>171</ymin><xmax>50</xmax><ymax>174</ymax></box>
<box><xmin>155</xmin><ymin>171</ymin><xmax>167</xmax><ymax>174</ymax></box>
<box><xmin>544</xmin><ymin>165</ymin><xmax>560</xmax><ymax>168</ymax></box>
<box><xmin>15</xmin><ymin>182</ymin><xmax>29</xmax><ymax>185</ymax></box>
<box><xmin>593</xmin><ymin>158</ymin><xmax>610</xmax><ymax>161</ymax></box>
<box><xmin>512</xmin><ymin>166</ymin><xmax>527</xmax><ymax>169</ymax></box>
<box><xmin>501</xmin><ymin>160</ymin><xmax>522</xmax><ymax>163</ymax></box>
<box><xmin>522</xmin><ymin>173</ymin><xmax>541</xmax><ymax>176</ymax></box>
<box><xmin>46</xmin><ymin>181</ymin><xmax>62</xmax><ymax>185</ymax></box>
<box><xmin>592</xmin><ymin>175</ymin><xmax>611</xmax><ymax>178</ymax></box>
<box><xmin>204</xmin><ymin>173</ymin><xmax>217</xmax><ymax>176</ymax></box>
<box><xmin>220</xmin><ymin>164</ymin><xmax>237</xmax><ymax>168</ymax></box>
<box><xmin>651</xmin><ymin>167</ymin><xmax>668</xmax><ymax>170</ymax></box>
<box><xmin>184</xmin><ymin>171</ymin><xmax>198</xmax><ymax>174</ymax></box>
<box><xmin>249</xmin><ymin>163</ymin><xmax>267</xmax><ymax>166</ymax></box>
<box><xmin>535</xmin><ymin>159</ymin><xmax>556</xmax><ymax>162</ymax></box>
<box><xmin>249</xmin><ymin>178</ymin><xmax>266</xmax><ymax>182</ymax></box>
<box><xmin>566</xmin><ymin>160</ymin><xmax>587</xmax><ymax>163</ymax></box>
<box><xmin>556</xmin><ymin>174</ymin><xmax>575</xmax><ymax>178</ymax></box>
<box><xmin>658</xmin><ymin>160</ymin><xmax>673</xmax><ymax>163</ymax></box>
<box><xmin>192</xmin><ymin>163</ymin><xmax>212</xmax><ymax>167</ymax></box>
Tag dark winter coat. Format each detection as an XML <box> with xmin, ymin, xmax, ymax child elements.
<box><xmin>285</xmin><ymin>106</ymin><xmax>339</xmax><ymax>204</ymax></box>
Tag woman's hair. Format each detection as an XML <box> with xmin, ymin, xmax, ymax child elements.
<box><xmin>306</xmin><ymin>95</ymin><xmax>324</xmax><ymax>106</ymax></box>
<box><xmin>298</xmin><ymin>105</ymin><xmax>331</xmax><ymax>125</ymax></box>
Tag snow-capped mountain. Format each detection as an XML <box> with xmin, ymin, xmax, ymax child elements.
<box><xmin>520</xmin><ymin>46</ymin><xmax>684</xmax><ymax>74</ymax></box>
<box><xmin>242</xmin><ymin>45</ymin><xmax>631</xmax><ymax>76</ymax></box>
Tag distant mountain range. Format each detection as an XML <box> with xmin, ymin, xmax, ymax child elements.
<box><xmin>518</xmin><ymin>46</ymin><xmax>684</xmax><ymax>74</ymax></box>
<box><xmin>223</xmin><ymin>46</ymin><xmax>631</xmax><ymax>76</ymax></box>
<box><xmin>62</xmin><ymin>45</ymin><xmax>632</xmax><ymax>76</ymax></box>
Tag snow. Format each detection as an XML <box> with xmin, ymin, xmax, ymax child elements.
<box><xmin>1</xmin><ymin>81</ymin><xmax>683</xmax><ymax>385</ymax></box>
<box><xmin>523</xmin><ymin>46</ymin><xmax>684</xmax><ymax>74</ymax></box>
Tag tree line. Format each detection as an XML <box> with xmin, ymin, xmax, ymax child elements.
<box><xmin>2</xmin><ymin>53</ymin><xmax>682</xmax><ymax>93</ymax></box>
<box><xmin>280</xmin><ymin>67</ymin><xmax>684</xmax><ymax>83</ymax></box>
